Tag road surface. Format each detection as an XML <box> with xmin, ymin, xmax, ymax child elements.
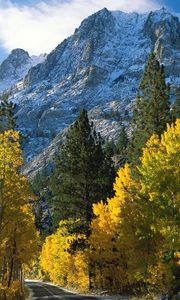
<box><xmin>25</xmin><ymin>280</ymin><xmax>113</xmax><ymax>300</ymax></box>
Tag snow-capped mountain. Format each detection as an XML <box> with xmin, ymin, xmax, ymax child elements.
<box><xmin>0</xmin><ymin>8</ymin><xmax>180</xmax><ymax>177</ymax></box>
<box><xmin>0</xmin><ymin>49</ymin><xmax>46</xmax><ymax>92</ymax></box>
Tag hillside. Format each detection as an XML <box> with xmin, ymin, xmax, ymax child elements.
<box><xmin>0</xmin><ymin>7</ymin><xmax>180</xmax><ymax>176</ymax></box>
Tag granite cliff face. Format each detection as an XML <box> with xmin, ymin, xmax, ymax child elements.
<box><xmin>0</xmin><ymin>49</ymin><xmax>30</xmax><ymax>81</ymax></box>
<box><xmin>0</xmin><ymin>8</ymin><xmax>179</xmax><ymax>176</ymax></box>
<box><xmin>0</xmin><ymin>49</ymin><xmax>46</xmax><ymax>92</ymax></box>
<box><xmin>143</xmin><ymin>9</ymin><xmax>180</xmax><ymax>74</ymax></box>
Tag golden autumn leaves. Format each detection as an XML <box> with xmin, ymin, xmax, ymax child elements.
<box><xmin>0</xmin><ymin>131</ymin><xmax>38</xmax><ymax>299</ymax></box>
<box><xmin>0</xmin><ymin>120</ymin><xmax>179</xmax><ymax>297</ymax></box>
<box><xmin>40</xmin><ymin>120</ymin><xmax>180</xmax><ymax>294</ymax></box>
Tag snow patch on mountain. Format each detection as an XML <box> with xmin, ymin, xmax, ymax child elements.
<box><xmin>0</xmin><ymin>49</ymin><xmax>46</xmax><ymax>92</ymax></box>
<box><xmin>0</xmin><ymin>8</ymin><xmax>179</xmax><ymax>176</ymax></box>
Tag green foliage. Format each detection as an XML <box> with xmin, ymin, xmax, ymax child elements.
<box><xmin>31</xmin><ymin>168</ymin><xmax>50</xmax><ymax>198</ymax></box>
<box><xmin>101</xmin><ymin>109</ymin><xmax>122</xmax><ymax>121</ymax></box>
<box><xmin>172</xmin><ymin>87</ymin><xmax>180</xmax><ymax>120</ymax></box>
<box><xmin>31</xmin><ymin>169</ymin><xmax>53</xmax><ymax>239</ymax></box>
<box><xmin>103</xmin><ymin>139</ymin><xmax>115</xmax><ymax>158</ymax></box>
<box><xmin>39</xmin><ymin>112</ymin><xmax>180</xmax><ymax>296</ymax></box>
<box><xmin>128</xmin><ymin>52</ymin><xmax>171</xmax><ymax>164</ymax></box>
<box><xmin>38</xmin><ymin>54</ymin><xmax>180</xmax><ymax>297</ymax></box>
<box><xmin>0</xmin><ymin>94</ymin><xmax>16</xmax><ymax>132</ymax></box>
<box><xmin>115</xmin><ymin>126</ymin><xmax>128</xmax><ymax>155</ymax></box>
<box><xmin>50</xmin><ymin>109</ymin><xmax>115</xmax><ymax>242</ymax></box>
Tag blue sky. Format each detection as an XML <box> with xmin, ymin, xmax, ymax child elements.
<box><xmin>10</xmin><ymin>0</ymin><xmax>179</xmax><ymax>12</ymax></box>
<box><xmin>0</xmin><ymin>0</ymin><xmax>179</xmax><ymax>62</ymax></box>
<box><xmin>163</xmin><ymin>0</ymin><xmax>180</xmax><ymax>12</ymax></box>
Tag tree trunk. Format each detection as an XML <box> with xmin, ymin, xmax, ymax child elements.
<box><xmin>8</xmin><ymin>234</ymin><xmax>17</xmax><ymax>287</ymax></box>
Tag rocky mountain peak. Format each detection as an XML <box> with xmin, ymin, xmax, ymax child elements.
<box><xmin>0</xmin><ymin>49</ymin><xmax>47</xmax><ymax>92</ymax></box>
<box><xmin>9</xmin><ymin>48</ymin><xmax>30</xmax><ymax>62</ymax></box>
<box><xmin>24</xmin><ymin>8</ymin><xmax>115</xmax><ymax>87</ymax></box>
<box><xmin>143</xmin><ymin>8</ymin><xmax>180</xmax><ymax>71</ymax></box>
<box><xmin>74</xmin><ymin>7</ymin><xmax>114</xmax><ymax>38</ymax></box>
<box><xmin>150</xmin><ymin>7</ymin><xmax>176</xmax><ymax>20</ymax></box>
<box><xmin>144</xmin><ymin>8</ymin><xmax>180</xmax><ymax>49</ymax></box>
<box><xmin>0</xmin><ymin>8</ymin><xmax>179</xmax><ymax>176</ymax></box>
<box><xmin>0</xmin><ymin>48</ymin><xmax>30</xmax><ymax>81</ymax></box>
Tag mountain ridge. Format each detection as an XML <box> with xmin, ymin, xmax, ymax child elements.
<box><xmin>0</xmin><ymin>7</ymin><xmax>179</xmax><ymax>177</ymax></box>
<box><xmin>0</xmin><ymin>49</ymin><xmax>46</xmax><ymax>92</ymax></box>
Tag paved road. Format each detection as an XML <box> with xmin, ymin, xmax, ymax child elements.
<box><xmin>25</xmin><ymin>281</ymin><xmax>110</xmax><ymax>300</ymax></box>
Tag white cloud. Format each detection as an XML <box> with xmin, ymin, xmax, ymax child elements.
<box><xmin>0</xmin><ymin>0</ymin><xmax>162</xmax><ymax>56</ymax></box>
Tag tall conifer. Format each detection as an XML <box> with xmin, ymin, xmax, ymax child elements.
<box><xmin>128</xmin><ymin>52</ymin><xmax>171</xmax><ymax>164</ymax></box>
<box><xmin>173</xmin><ymin>87</ymin><xmax>180</xmax><ymax>120</ymax></box>
<box><xmin>51</xmin><ymin>109</ymin><xmax>115</xmax><ymax>237</ymax></box>
<box><xmin>0</xmin><ymin>94</ymin><xmax>16</xmax><ymax>132</ymax></box>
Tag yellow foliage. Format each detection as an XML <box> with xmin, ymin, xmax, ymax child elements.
<box><xmin>40</xmin><ymin>120</ymin><xmax>180</xmax><ymax>294</ymax></box>
<box><xmin>89</xmin><ymin>120</ymin><xmax>180</xmax><ymax>293</ymax></box>
<box><xmin>89</xmin><ymin>164</ymin><xmax>139</xmax><ymax>291</ymax></box>
<box><xmin>40</xmin><ymin>220</ymin><xmax>89</xmax><ymax>291</ymax></box>
<box><xmin>139</xmin><ymin>119</ymin><xmax>180</xmax><ymax>250</ymax></box>
<box><xmin>0</xmin><ymin>130</ymin><xmax>38</xmax><ymax>290</ymax></box>
<box><xmin>134</xmin><ymin>119</ymin><xmax>180</xmax><ymax>290</ymax></box>
<box><xmin>67</xmin><ymin>251</ymin><xmax>89</xmax><ymax>292</ymax></box>
<box><xmin>0</xmin><ymin>280</ymin><xmax>25</xmax><ymax>300</ymax></box>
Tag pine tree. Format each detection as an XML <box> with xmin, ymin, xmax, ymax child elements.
<box><xmin>31</xmin><ymin>168</ymin><xmax>52</xmax><ymax>238</ymax></box>
<box><xmin>172</xmin><ymin>87</ymin><xmax>180</xmax><ymax>120</ymax></box>
<box><xmin>41</xmin><ymin>120</ymin><xmax>180</xmax><ymax>294</ymax></box>
<box><xmin>0</xmin><ymin>94</ymin><xmax>16</xmax><ymax>132</ymax></box>
<box><xmin>103</xmin><ymin>139</ymin><xmax>115</xmax><ymax>158</ymax></box>
<box><xmin>128</xmin><ymin>52</ymin><xmax>171</xmax><ymax>164</ymax></box>
<box><xmin>115</xmin><ymin>126</ymin><xmax>128</xmax><ymax>155</ymax></box>
<box><xmin>50</xmin><ymin>109</ymin><xmax>115</xmax><ymax>240</ymax></box>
